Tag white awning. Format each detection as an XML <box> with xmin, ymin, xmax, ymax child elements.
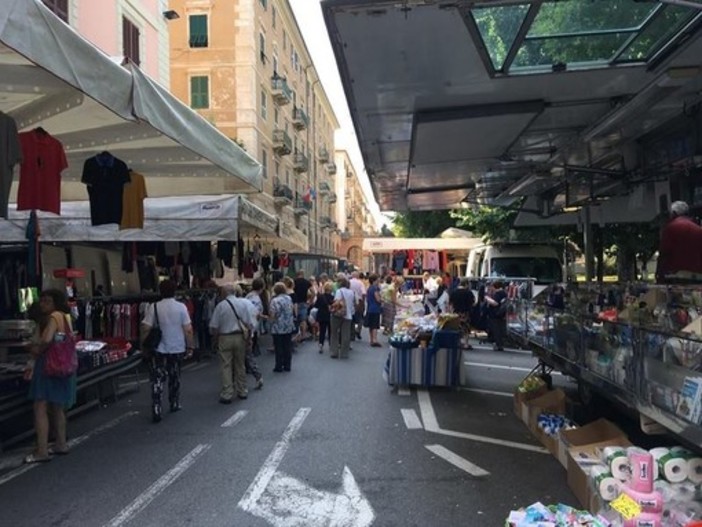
<box><xmin>362</xmin><ymin>237</ymin><xmax>481</xmax><ymax>253</ymax></box>
<box><xmin>0</xmin><ymin>0</ymin><xmax>261</xmax><ymax>190</ymax></box>
<box><xmin>1</xmin><ymin>195</ymin><xmax>277</xmax><ymax>242</ymax></box>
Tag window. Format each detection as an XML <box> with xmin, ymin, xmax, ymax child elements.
<box><xmin>122</xmin><ymin>17</ymin><xmax>140</xmax><ymax>65</ymax></box>
<box><xmin>275</xmin><ymin>161</ymin><xmax>280</xmax><ymax>181</ymax></box>
<box><xmin>41</xmin><ymin>0</ymin><xmax>68</xmax><ymax>22</ymax></box>
<box><xmin>259</xmin><ymin>0</ymin><xmax>267</xmax><ymax>9</ymax></box>
<box><xmin>262</xmin><ymin>150</ymin><xmax>268</xmax><ymax>179</ymax></box>
<box><xmin>261</xmin><ymin>88</ymin><xmax>267</xmax><ymax>120</ymax></box>
<box><xmin>274</xmin><ymin>107</ymin><xmax>279</xmax><ymax>125</ymax></box>
<box><xmin>259</xmin><ymin>33</ymin><xmax>266</xmax><ymax>64</ymax></box>
<box><xmin>283</xmin><ymin>31</ymin><xmax>287</xmax><ymax>50</ymax></box>
<box><xmin>190</xmin><ymin>76</ymin><xmax>209</xmax><ymax>109</ymax></box>
<box><xmin>189</xmin><ymin>14</ymin><xmax>208</xmax><ymax>48</ymax></box>
<box><xmin>272</xmin><ymin>55</ymin><xmax>279</xmax><ymax>76</ymax></box>
<box><xmin>286</xmin><ymin>169</ymin><xmax>291</xmax><ymax>186</ymax></box>
<box><xmin>272</xmin><ymin>6</ymin><xmax>277</xmax><ymax>28</ymax></box>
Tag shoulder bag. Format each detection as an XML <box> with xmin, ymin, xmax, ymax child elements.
<box><xmin>226</xmin><ymin>299</ymin><xmax>251</xmax><ymax>341</ymax></box>
<box><xmin>142</xmin><ymin>303</ymin><xmax>162</xmax><ymax>359</ymax></box>
<box><xmin>44</xmin><ymin>313</ymin><xmax>78</xmax><ymax>378</ymax></box>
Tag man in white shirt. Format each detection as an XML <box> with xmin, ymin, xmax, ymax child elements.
<box><xmin>422</xmin><ymin>272</ymin><xmax>439</xmax><ymax>314</ymax></box>
<box><xmin>329</xmin><ymin>276</ymin><xmax>356</xmax><ymax>359</ymax></box>
<box><xmin>210</xmin><ymin>284</ymin><xmax>257</xmax><ymax>403</ymax></box>
<box><xmin>141</xmin><ymin>279</ymin><xmax>194</xmax><ymax>423</ymax></box>
<box><xmin>349</xmin><ymin>271</ymin><xmax>366</xmax><ymax>340</ymax></box>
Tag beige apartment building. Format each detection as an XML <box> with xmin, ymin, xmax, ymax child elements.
<box><xmin>168</xmin><ymin>0</ymin><xmax>340</xmax><ymax>255</ymax></box>
<box><xmin>336</xmin><ymin>150</ymin><xmax>377</xmax><ymax>270</ymax></box>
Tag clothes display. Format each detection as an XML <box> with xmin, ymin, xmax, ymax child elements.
<box><xmin>81</xmin><ymin>151</ymin><xmax>130</xmax><ymax>226</ymax></box>
<box><xmin>120</xmin><ymin>170</ymin><xmax>148</xmax><ymax>229</ymax></box>
<box><xmin>17</xmin><ymin>128</ymin><xmax>68</xmax><ymax>215</ymax></box>
<box><xmin>0</xmin><ymin>112</ymin><xmax>22</xmax><ymax>219</ymax></box>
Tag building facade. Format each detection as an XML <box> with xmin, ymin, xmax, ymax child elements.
<box><xmin>336</xmin><ymin>150</ymin><xmax>376</xmax><ymax>270</ymax></box>
<box><xmin>167</xmin><ymin>0</ymin><xmax>340</xmax><ymax>255</ymax></box>
<box><xmin>42</xmin><ymin>0</ymin><xmax>171</xmax><ymax>87</ymax></box>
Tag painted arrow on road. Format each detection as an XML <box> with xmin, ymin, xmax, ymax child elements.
<box><xmin>238</xmin><ymin>408</ymin><xmax>375</xmax><ymax>527</ymax></box>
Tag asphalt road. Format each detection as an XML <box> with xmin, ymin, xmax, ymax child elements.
<box><xmin>0</xmin><ymin>335</ymin><xmax>577</xmax><ymax>527</ymax></box>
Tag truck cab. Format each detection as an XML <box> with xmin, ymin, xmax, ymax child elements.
<box><xmin>467</xmin><ymin>243</ymin><xmax>563</xmax><ymax>290</ymax></box>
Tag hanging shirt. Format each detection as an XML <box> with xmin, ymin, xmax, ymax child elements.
<box><xmin>81</xmin><ymin>153</ymin><xmax>130</xmax><ymax>225</ymax></box>
<box><xmin>17</xmin><ymin>129</ymin><xmax>67</xmax><ymax>215</ymax></box>
<box><xmin>0</xmin><ymin>112</ymin><xmax>22</xmax><ymax>219</ymax></box>
<box><xmin>120</xmin><ymin>171</ymin><xmax>147</xmax><ymax>229</ymax></box>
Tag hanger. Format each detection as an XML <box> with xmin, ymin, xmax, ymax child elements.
<box><xmin>34</xmin><ymin>126</ymin><xmax>48</xmax><ymax>135</ymax></box>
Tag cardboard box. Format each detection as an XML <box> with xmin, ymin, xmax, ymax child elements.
<box><xmin>566</xmin><ymin>438</ymin><xmax>632</xmax><ymax>509</ymax></box>
<box><xmin>560</xmin><ymin>418</ymin><xmax>627</xmax><ymax>451</ymax></box>
<box><xmin>513</xmin><ymin>383</ymin><xmax>548</xmax><ymax>421</ymax></box>
<box><xmin>524</xmin><ymin>388</ymin><xmax>567</xmax><ymax>434</ymax></box>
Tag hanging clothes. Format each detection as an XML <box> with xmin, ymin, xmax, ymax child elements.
<box><xmin>0</xmin><ymin>112</ymin><xmax>22</xmax><ymax>219</ymax></box>
<box><xmin>17</xmin><ymin>128</ymin><xmax>68</xmax><ymax>215</ymax></box>
<box><xmin>82</xmin><ymin>152</ymin><xmax>130</xmax><ymax>225</ymax></box>
<box><xmin>120</xmin><ymin>170</ymin><xmax>147</xmax><ymax>229</ymax></box>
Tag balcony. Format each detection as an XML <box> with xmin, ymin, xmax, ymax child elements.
<box><xmin>320</xmin><ymin>216</ymin><xmax>332</xmax><ymax>229</ymax></box>
<box><xmin>272</xmin><ymin>129</ymin><xmax>292</xmax><ymax>156</ymax></box>
<box><xmin>293</xmin><ymin>194</ymin><xmax>312</xmax><ymax>216</ymax></box>
<box><xmin>273</xmin><ymin>183</ymin><xmax>294</xmax><ymax>206</ymax></box>
<box><xmin>330</xmin><ymin>221</ymin><xmax>338</xmax><ymax>231</ymax></box>
<box><xmin>292</xmin><ymin>107</ymin><xmax>309</xmax><ymax>131</ymax></box>
<box><xmin>325</xmin><ymin>162</ymin><xmax>337</xmax><ymax>175</ymax></box>
<box><xmin>318</xmin><ymin>181</ymin><xmax>331</xmax><ymax>196</ymax></box>
<box><xmin>328</xmin><ymin>191</ymin><xmax>337</xmax><ymax>204</ymax></box>
<box><xmin>293</xmin><ymin>152</ymin><xmax>309</xmax><ymax>173</ymax></box>
<box><xmin>340</xmin><ymin>230</ymin><xmax>351</xmax><ymax>240</ymax></box>
<box><xmin>271</xmin><ymin>75</ymin><xmax>292</xmax><ymax>105</ymax></box>
<box><xmin>318</xmin><ymin>146</ymin><xmax>329</xmax><ymax>163</ymax></box>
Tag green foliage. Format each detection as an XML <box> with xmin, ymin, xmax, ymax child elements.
<box><xmin>391</xmin><ymin>210</ymin><xmax>455</xmax><ymax>238</ymax></box>
<box><xmin>450</xmin><ymin>206</ymin><xmax>516</xmax><ymax>242</ymax></box>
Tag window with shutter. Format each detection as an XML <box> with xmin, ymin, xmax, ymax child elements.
<box><xmin>122</xmin><ymin>17</ymin><xmax>140</xmax><ymax>65</ymax></box>
<box><xmin>189</xmin><ymin>15</ymin><xmax>209</xmax><ymax>48</ymax></box>
<box><xmin>42</xmin><ymin>0</ymin><xmax>69</xmax><ymax>22</ymax></box>
<box><xmin>190</xmin><ymin>76</ymin><xmax>209</xmax><ymax>109</ymax></box>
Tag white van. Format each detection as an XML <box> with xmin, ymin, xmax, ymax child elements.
<box><xmin>466</xmin><ymin>242</ymin><xmax>563</xmax><ymax>288</ymax></box>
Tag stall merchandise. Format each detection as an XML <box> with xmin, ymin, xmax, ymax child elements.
<box><xmin>0</xmin><ymin>111</ymin><xmax>22</xmax><ymax>219</ymax></box>
<box><xmin>17</xmin><ymin>128</ymin><xmax>67</xmax><ymax>215</ymax></box>
<box><xmin>505</xmin><ymin>502</ymin><xmax>610</xmax><ymax>526</ymax></box>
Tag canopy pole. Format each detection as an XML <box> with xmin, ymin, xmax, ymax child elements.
<box><xmin>583</xmin><ymin>206</ymin><xmax>594</xmax><ymax>282</ymax></box>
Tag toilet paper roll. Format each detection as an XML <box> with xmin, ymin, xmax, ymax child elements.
<box><xmin>591</xmin><ymin>465</ymin><xmax>619</xmax><ymax>501</ymax></box>
<box><xmin>652</xmin><ymin>448</ymin><xmax>689</xmax><ymax>483</ymax></box>
<box><xmin>653</xmin><ymin>480</ymin><xmax>674</xmax><ymax>501</ymax></box>
<box><xmin>622</xmin><ymin>512</ymin><xmax>662</xmax><ymax>527</ymax></box>
<box><xmin>622</xmin><ymin>486</ymin><xmax>664</xmax><ymax>513</ymax></box>
<box><xmin>649</xmin><ymin>448</ymin><xmax>670</xmax><ymax>481</ymax></box>
<box><xmin>687</xmin><ymin>456</ymin><xmax>702</xmax><ymax>485</ymax></box>
<box><xmin>602</xmin><ymin>446</ymin><xmax>630</xmax><ymax>481</ymax></box>
<box><xmin>628</xmin><ymin>447</ymin><xmax>654</xmax><ymax>493</ymax></box>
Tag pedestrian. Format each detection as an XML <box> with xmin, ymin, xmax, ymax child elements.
<box><xmin>365</xmin><ymin>275</ymin><xmax>383</xmax><ymax>347</ymax></box>
<box><xmin>269</xmin><ymin>282</ymin><xmax>295</xmax><ymax>372</ymax></box>
<box><xmin>25</xmin><ymin>289</ymin><xmax>77</xmax><ymax>463</ymax></box>
<box><xmin>450</xmin><ymin>277</ymin><xmax>476</xmax><ymax>349</ymax></box>
<box><xmin>209</xmin><ymin>284</ymin><xmax>256</xmax><ymax>403</ymax></box>
<box><xmin>243</xmin><ymin>281</ymin><xmax>266</xmax><ymax>390</ymax></box>
<box><xmin>141</xmin><ymin>280</ymin><xmax>194</xmax><ymax>422</ymax></box>
<box><xmin>486</xmin><ymin>280</ymin><xmax>508</xmax><ymax>351</ymax></box>
<box><xmin>314</xmin><ymin>282</ymin><xmax>334</xmax><ymax>354</ymax></box>
<box><xmin>329</xmin><ymin>276</ymin><xmax>355</xmax><ymax>359</ymax></box>
<box><xmin>381</xmin><ymin>275</ymin><xmax>398</xmax><ymax>335</ymax></box>
<box><xmin>293</xmin><ymin>270</ymin><xmax>313</xmax><ymax>342</ymax></box>
<box><xmin>656</xmin><ymin>200</ymin><xmax>702</xmax><ymax>283</ymax></box>
<box><xmin>349</xmin><ymin>271</ymin><xmax>366</xmax><ymax>341</ymax></box>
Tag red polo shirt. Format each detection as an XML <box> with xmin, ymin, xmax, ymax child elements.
<box><xmin>17</xmin><ymin>130</ymin><xmax>68</xmax><ymax>215</ymax></box>
<box><xmin>658</xmin><ymin>216</ymin><xmax>702</xmax><ymax>279</ymax></box>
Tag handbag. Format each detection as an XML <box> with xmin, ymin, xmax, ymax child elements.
<box><xmin>226</xmin><ymin>299</ymin><xmax>251</xmax><ymax>340</ymax></box>
<box><xmin>142</xmin><ymin>303</ymin><xmax>162</xmax><ymax>359</ymax></box>
<box><xmin>44</xmin><ymin>314</ymin><xmax>77</xmax><ymax>378</ymax></box>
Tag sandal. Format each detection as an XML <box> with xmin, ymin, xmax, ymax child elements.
<box><xmin>24</xmin><ymin>453</ymin><xmax>52</xmax><ymax>464</ymax></box>
<box><xmin>49</xmin><ymin>447</ymin><xmax>70</xmax><ymax>456</ymax></box>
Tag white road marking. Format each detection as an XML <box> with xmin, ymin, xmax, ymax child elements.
<box><xmin>416</xmin><ymin>390</ymin><xmax>548</xmax><ymax>455</ymax></box>
<box><xmin>103</xmin><ymin>443</ymin><xmax>211</xmax><ymax>527</ymax></box>
<box><xmin>461</xmin><ymin>388</ymin><xmax>514</xmax><ymax>398</ymax></box>
<box><xmin>238</xmin><ymin>407</ymin><xmax>373</xmax><ymax>526</ymax></box>
<box><xmin>397</xmin><ymin>387</ymin><xmax>411</xmax><ymax>396</ymax></box>
<box><xmin>0</xmin><ymin>411</ymin><xmax>139</xmax><ymax>486</ymax></box>
<box><xmin>238</xmin><ymin>408</ymin><xmax>311</xmax><ymax>511</ymax></box>
<box><xmin>400</xmin><ymin>409</ymin><xmax>423</xmax><ymax>430</ymax></box>
<box><xmin>425</xmin><ymin>444</ymin><xmax>490</xmax><ymax>477</ymax></box>
<box><xmin>221</xmin><ymin>410</ymin><xmax>248</xmax><ymax>428</ymax></box>
<box><xmin>464</xmin><ymin>362</ymin><xmax>565</xmax><ymax>376</ymax></box>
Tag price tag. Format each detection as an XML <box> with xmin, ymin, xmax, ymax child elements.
<box><xmin>610</xmin><ymin>493</ymin><xmax>642</xmax><ymax>521</ymax></box>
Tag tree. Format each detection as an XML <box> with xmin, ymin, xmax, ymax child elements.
<box><xmin>450</xmin><ymin>206</ymin><xmax>516</xmax><ymax>242</ymax></box>
<box><xmin>391</xmin><ymin>210</ymin><xmax>455</xmax><ymax>238</ymax></box>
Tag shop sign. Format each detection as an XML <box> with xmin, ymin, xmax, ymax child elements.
<box><xmin>240</xmin><ymin>199</ymin><xmax>277</xmax><ymax>234</ymax></box>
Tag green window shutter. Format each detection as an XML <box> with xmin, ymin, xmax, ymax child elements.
<box><xmin>190</xmin><ymin>76</ymin><xmax>209</xmax><ymax>109</ymax></box>
<box><xmin>189</xmin><ymin>15</ymin><xmax>208</xmax><ymax>48</ymax></box>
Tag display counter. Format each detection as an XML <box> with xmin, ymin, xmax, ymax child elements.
<box><xmin>506</xmin><ymin>283</ymin><xmax>702</xmax><ymax>447</ymax></box>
